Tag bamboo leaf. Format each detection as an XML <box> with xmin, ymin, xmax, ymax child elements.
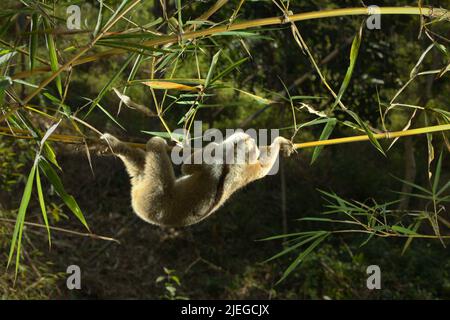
<box><xmin>86</xmin><ymin>53</ymin><xmax>135</xmax><ymax>116</ymax></box>
<box><xmin>211</xmin><ymin>57</ymin><xmax>248</xmax><ymax>84</ymax></box>
<box><xmin>43</xmin><ymin>19</ymin><xmax>62</xmax><ymax>97</ymax></box>
<box><xmin>392</xmin><ymin>175</ymin><xmax>432</xmax><ymax>195</ymax></box>
<box><xmin>258</xmin><ymin>231</ymin><xmax>321</xmax><ymax>241</ymax></box>
<box><xmin>103</xmin><ymin>0</ymin><xmax>131</xmax><ymax>30</ymax></box>
<box><xmin>97</xmin><ymin>102</ymin><xmax>125</xmax><ymax>130</ymax></box>
<box><xmin>141</xmin><ymin>131</ymin><xmax>184</xmax><ymax>141</ymax></box>
<box><xmin>346</xmin><ymin>109</ymin><xmax>385</xmax><ymax>156</ymax></box>
<box><xmin>29</xmin><ymin>14</ymin><xmax>39</xmax><ymax>70</ymax></box>
<box><xmin>143</xmin><ymin>81</ymin><xmax>199</xmax><ymax>91</ymax></box>
<box><xmin>264</xmin><ymin>233</ymin><xmax>325</xmax><ymax>263</ymax></box>
<box><xmin>311</xmin><ymin>118</ymin><xmax>337</xmax><ymax>164</ymax></box>
<box><xmin>391</xmin><ymin>225</ymin><xmax>418</xmax><ymax>235</ymax></box>
<box><xmin>432</xmin><ymin>152</ymin><xmax>443</xmax><ymax>194</ymax></box>
<box><xmin>7</xmin><ymin>164</ymin><xmax>37</xmax><ymax>278</ymax></box>
<box><xmin>0</xmin><ymin>50</ymin><xmax>16</xmax><ymax>66</ymax></box>
<box><xmin>410</xmin><ymin>44</ymin><xmax>434</xmax><ymax>78</ymax></box>
<box><xmin>276</xmin><ymin>233</ymin><xmax>329</xmax><ymax>284</ymax></box>
<box><xmin>39</xmin><ymin>160</ymin><xmax>89</xmax><ymax>231</ymax></box>
<box><xmin>93</xmin><ymin>0</ymin><xmax>104</xmax><ymax>38</ymax></box>
<box><xmin>332</xmin><ymin>24</ymin><xmax>363</xmax><ymax>108</ymax></box>
<box><xmin>436</xmin><ymin>180</ymin><xmax>450</xmax><ymax>197</ymax></box>
<box><xmin>233</xmin><ymin>88</ymin><xmax>274</xmax><ymax>105</ymax></box>
<box><xmin>36</xmin><ymin>168</ymin><xmax>51</xmax><ymax>248</ymax></box>
<box><xmin>0</xmin><ymin>75</ymin><xmax>12</xmax><ymax>104</ymax></box>
<box><xmin>205</xmin><ymin>50</ymin><xmax>221</xmax><ymax>88</ymax></box>
<box><xmin>401</xmin><ymin>221</ymin><xmax>422</xmax><ymax>255</ymax></box>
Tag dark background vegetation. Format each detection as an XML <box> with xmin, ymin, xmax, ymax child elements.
<box><xmin>0</xmin><ymin>0</ymin><xmax>449</xmax><ymax>299</ymax></box>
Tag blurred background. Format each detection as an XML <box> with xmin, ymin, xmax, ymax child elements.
<box><xmin>0</xmin><ymin>0</ymin><xmax>449</xmax><ymax>299</ymax></box>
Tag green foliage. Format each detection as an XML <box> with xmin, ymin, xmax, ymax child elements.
<box><xmin>0</xmin><ymin>0</ymin><xmax>448</xmax><ymax>299</ymax></box>
<box><xmin>156</xmin><ymin>267</ymin><xmax>188</xmax><ymax>300</ymax></box>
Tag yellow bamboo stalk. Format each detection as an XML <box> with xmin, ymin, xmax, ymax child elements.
<box><xmin>294</xmin><ymin>124</ymin><xmax>450</xmax><ymax>149</ymax></box>
<box><xmin>68</xmin><ymin>7</ymin><xmax>450</xmax><ymax>65</ymax></box>
<box><xmin>11</xmin><ymin>6</ymin><xmax>449</xmax><ymax>80</ymax></box>
<box><xmin>1</xmin><ymin>124</ymin><xmax>449</xmax><ymax>150</ymax></box>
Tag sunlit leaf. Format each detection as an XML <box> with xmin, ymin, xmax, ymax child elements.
<box><xmin>143</xmin><ymin>81</ymin><xmax>199</xmax><ymax>91</ymax></box>
<box><xmin>205</xmin><ymin>50</ymin><xmax>221</xmax><ymax>88</ymax></box>
<box><xmin>7</xmin><ymin>164</ymin><xmax>37</xmax><ymax>278</ymax></box>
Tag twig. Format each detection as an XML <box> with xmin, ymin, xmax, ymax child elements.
<box><xmin>11</xmin><ymin>7</ymin><xmax>449</xmax><ymax>80</ymax></box>
<box><xmin>0</xmin><ymin>124</ymin><xmax>449</xmax><ymax>151</ymax></box>
<box><xmin>0</xmin><ymin>217</ymin><xmax>120</xmax><ymax>243</ymax></box>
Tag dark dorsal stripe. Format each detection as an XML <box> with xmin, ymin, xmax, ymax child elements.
<box><xmin>205</xmin><ymin>164</ymin><xmax>230</xmax><ymax>215</ymax></box>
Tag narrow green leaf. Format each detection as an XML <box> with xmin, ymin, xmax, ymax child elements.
<box><xmin>29</xmin><ymin>14</ymin><xmax>39</xmax><ymax>70</ymax></box>
<box><xmin>346</xmin><ymin>109</ymin><xmax>385</xmax><ymax>156</ymax></box>
<box><xmin>93</xmin><ymin>0</ymin><xmax>104</xmax><ymax>38</ymax></box>
<box><xmin>0</xmin><ymin>75</ymin><xmax>13</xmax><ymax>104</ymax></box>
<box><xmin>311</xmin><ymin>118</ymin><xmax>337</xmax><ymax>164</ymax></box>
<box><xmin>97</xmin><ymin>102</ymin><xmax>125</xmax><ymax>130</ymax></box>
<box><xmin>141</xmin><ymin>131</ymin><xmax>184</xmax><ymax>141</ymax></box>
<box><xmin>391</xmin><ymin>225</ymin><xmax>418</xmax><ymax>235</ymax></box>
<box><xmin>291</xmin><ymin>96</ymin><xmax>325</xmax><ymax>100</ymax></box>
<box><xmin>257</xmin><ymin>231</ymin><xmax>321</xmax><ymax>241</ymax></box>
<box><xmin>436</xmin><ymin>180</ymin><xmax>450</xmax><ymax>197</ymax></box>
<box><xmin>176</xmin><ymin>0</ymin><xmax>183</xmax><ymax>29</ymax></box>
<box><xmin>211</xmin><ymin>57</ymin><xmax>249</xmax><ymax>84</ymax></box>
<box><xmin>233</xmin><ymin>88</ymin><xmax>273</xmax><ymax>105</ymax></box>
<box><xmin>359</xmin><ymin>232</ymin><xmax>376</xmax><ymax>247</ymax></box>
<box><xmin>264</xmin><ymin>232</ymin><xmax>326</xmax><ymax>263</ymax></box>
<box><xmin>86</xmin><ymin>53</ymin><xmax>135</xmax><ymax>117</ymax></box>
<box><xmin>432</xmin><ymin>152</ymin><xmax>443</xmax><ymax>194</ymax></box>
<box><xmin>401</xmin><ymin>221</ymin><xmax>422</xmax><ymax>255</ymax></box>
<box><xmin>39</xmin><ymin>160</ymin><xmax>89</xmax><ymax>231</ymax></box>
<box><xmin>36</xmin><ymin>168</ymin><xmax>51</xmax><ymax>248</ymax></box>
<box><xmin>7</xmin><ymin>164</ymin><xmax>37</xmax><ymax>277</ymax></box>
<box><xmin>103</xmin><ymin>0</ymin><xmax>130</xmax><ymax>30</ymax></box>
<box><xmin>205</xmin><ymin>50</ymin><xmax>221</xmax><ymax>88</ymax></box>
<box><xmin>276</xmin><ymin>233</ymin><xmax>329</xmax><ymax>284</ymax></box>
<box><xmin>332</xmin><ymin>24</ymin><xmax>363</xmax><ymax>108</ymax></box>
<box><xmin>43</xmin><ymin>19</ymin><xmax>62</xmax><ymax>97</ymax></box>
<box><xmin>392</xmin><ymin>175</ymin><xmax>432</xmax><ymax>195</ymax></box>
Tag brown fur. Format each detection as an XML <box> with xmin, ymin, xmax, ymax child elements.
<box><xmin>100</xmin><ymin>132</ymin><xmax>293</xmax><ymax>227</ymax></box>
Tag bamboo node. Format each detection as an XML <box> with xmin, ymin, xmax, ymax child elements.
<box><xmin>281</xmin><ymin>10</ymin><xmax>294</xmax><ymax>24</ymax></box>
<box><xmin>367</xmin><ymin>6</ymin><xmax>381</xmax><ymax>15</ymax></box>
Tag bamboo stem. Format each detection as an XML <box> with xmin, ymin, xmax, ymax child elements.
<box><xmin>11</xmin><ymin>7</ymin><xmax>449</xmax><ymax>80</ymax></box>
<box><xmin>294</xmin><ymin>124</ymin><xmax>450</xmax><ymax>149</ymax></box>
<box><xmin>74</xmin><ymin>7</ymin><xmax>449</xmax><ymax>66</ymax></box>
<box><xmin>1</xmin><ymin>124</ymin><xmax>449</xmax><ymax>150</ymax></box>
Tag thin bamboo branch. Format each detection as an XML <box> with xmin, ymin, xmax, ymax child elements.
<box><xmin>11</xmin><ymin>6</ymin><xmax>449</xmax><ymax>80</ymax></box>
<box><xmin>0</xmin><ymin>124</ymin><xmax>449</xmax><ymax>150</ymax></box>
<box><xmin>294</xmin><ymin>124</ymin><xmax>450</xmax><ymax>149</ymax></box>
<box><xmin>330</xmin><ymin>229</ymin><xmax>450</xmax><ymax>239</ymax></box>
<box><xmin>80</xmin><ymin>6</ymin><xmax>449</xmax><ymax>64</ymax></box>
<box><xmin>0</xmin><ymin>217</ymin><xmax>119</xmax><ymax>243</ymax></box>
